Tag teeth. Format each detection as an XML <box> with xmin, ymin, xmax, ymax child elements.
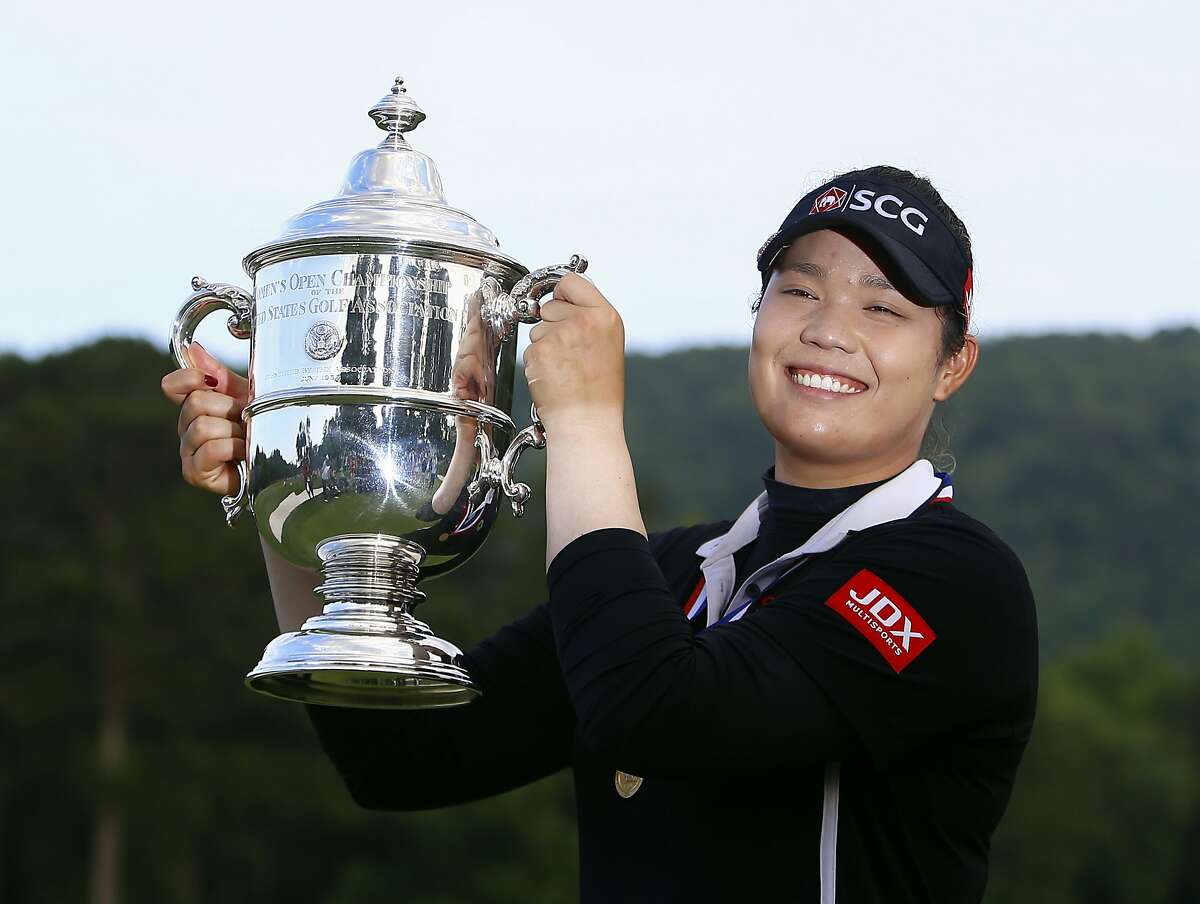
<box><xmin>789</xmin><ymin>370</ymin><xmax>863</xmax><ymax>394</ymax></box>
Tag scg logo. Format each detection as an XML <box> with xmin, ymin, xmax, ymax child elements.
<box><xmin>848</xmin><ymin>189</ymin><xmax>928</xmax><ymax>237</ymax></box>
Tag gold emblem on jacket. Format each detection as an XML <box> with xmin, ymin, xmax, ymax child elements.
<box><xmin>614</xmin><ymin>770</ymin><xmax>643</xmax><ymax>798</ymax></box>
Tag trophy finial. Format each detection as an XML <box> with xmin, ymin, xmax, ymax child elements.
<box><xmin>369</xmin><ymin>77</ymin><xmax>425</xmax><ymax>137</ymax></box>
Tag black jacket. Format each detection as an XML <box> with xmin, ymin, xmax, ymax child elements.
<box><xmin>307</xmin><ymin>474</ymin><xmax>1038</xmax><ymax>903</ymax></box>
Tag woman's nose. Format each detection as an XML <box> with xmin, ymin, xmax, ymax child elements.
<box><xmin>799</xmin><ymin>299</ymin><xmax>857</xmax><ymax>354</ymax></box>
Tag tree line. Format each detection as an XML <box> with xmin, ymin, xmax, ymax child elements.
<box><xmin>0</xmin><ymin>329</ymin><xmax>1196</xmax><ymax>902</ymax></box>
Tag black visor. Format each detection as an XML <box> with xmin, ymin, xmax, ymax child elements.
<box><xmin>756</xmin><ymin>175</ymin><xmax>973</xmax><ymax>326</ymax></box>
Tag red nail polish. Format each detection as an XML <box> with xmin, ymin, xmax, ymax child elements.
<box><xmin>204</xmin><ymin>374</ymin><xmax>218</xmax><ymax>387</ymax></box>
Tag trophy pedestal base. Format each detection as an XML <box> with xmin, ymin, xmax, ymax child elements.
<box><xmin>245</xmin><ymin>609</ymin><xmax>479</xmax><ymax>709</ymax></box>
<box><xmin>245</xmin><ymin>533</ymin><xmax>480</xmax><ymax>709</ymax></box>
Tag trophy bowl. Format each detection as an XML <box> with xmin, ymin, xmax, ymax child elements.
<box><xmin>169</xmin><ymin>78</ymin><xmax>585</xmax><ymax>709</ymax></box>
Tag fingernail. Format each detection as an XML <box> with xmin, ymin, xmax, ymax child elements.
<box><xmin>204</xmin><ymin>374</ymin><xmax>218</xmax><ymax>387</ymax></box>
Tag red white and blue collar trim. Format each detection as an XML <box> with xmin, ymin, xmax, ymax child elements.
<box><xmin>682</xmin><ymin>578</ymin><xmax>708</xmax><ymax>621</ymax></box>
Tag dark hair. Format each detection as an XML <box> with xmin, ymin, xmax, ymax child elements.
<box><xmin>751</xmin><ymin>165</ymin><xmax>972</xmax><ymax>366</ymax></box>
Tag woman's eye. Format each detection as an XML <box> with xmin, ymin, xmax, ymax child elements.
<box><xmin>867</xmin><ymin>304</ymin><xmax>900</xmax><ymax>316</ymax></box>
<box><xmin>783</xmin><ymin>288</ymin><xmax>816</xmax><ymax>299</ymax></box>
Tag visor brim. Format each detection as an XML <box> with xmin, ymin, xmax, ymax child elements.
<box><xmin>759</xmin><ymin>217</ymin><xmax>956</xmax><ymax>308</ymax></box>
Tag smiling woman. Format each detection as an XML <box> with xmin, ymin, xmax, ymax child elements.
<box><xmin>163</xmin><ymin>164</ymin><xmax>1037</xmax><ymax>904</ymax></box>
<box><xmin>750</xmin><ymin>166</ymin><xmax>977</xmax><ymax>486</ymax></box>
<box><xmin>750</xmin><ymin>232</ymin><xmax>978</xmax><ymax>485</ymax></box>
<box><xmin>501</xmin><ymin>167</ymin><xmax>1034</xmax><ymax>904</ymax></box>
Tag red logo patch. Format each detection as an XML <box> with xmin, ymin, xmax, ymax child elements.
<box><xmin>810</xmin><ymin>186</ymin><xmax>848</xmax><ymax>214</ymax></box>
<box><xmin>825</xmin><ymin>569</ymin><xmax>935</xmax><ymax>673</ymax></box>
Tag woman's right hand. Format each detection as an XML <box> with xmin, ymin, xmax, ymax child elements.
<box><xmin>160</xmin><ymin>341</ymin><xmax>250</xmax><ymax>497</ymax></box>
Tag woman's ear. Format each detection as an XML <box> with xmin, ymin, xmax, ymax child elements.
<box><xmin>933</xmin><ymin>335</ymin><xmax>979</xmax><ymax>402</ymax></box>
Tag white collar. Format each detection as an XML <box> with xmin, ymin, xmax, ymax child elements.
<box><xmin>693</xmin><ymin>459</ymin><xmax>947</xmax><ymax>624</ymax></box>
<box><xmin>696</xmin><ymin>458</ymin><xmax>945</xmax><ymax>561</ymax></box>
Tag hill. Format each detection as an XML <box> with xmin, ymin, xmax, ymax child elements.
<box><xmin>0</xmin><ymin>329</ymin><xmax>1196</xmax><ymax>903</ymax></box>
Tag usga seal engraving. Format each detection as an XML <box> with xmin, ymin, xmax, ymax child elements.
<box><xmin>304</xmin><ymin>320</ymin><xmax>344</xmax><ymax>360</ymax></box>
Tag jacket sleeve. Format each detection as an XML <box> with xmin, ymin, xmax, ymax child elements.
<box><xmin>545</xmin><ymin>524</ymin><xmax>1037</xmax><ymax>778</ymax></box>
<box><xmin>306</xmin><ymin>601</ymin><xmax>576</xmax><ymax>811</ymax></box>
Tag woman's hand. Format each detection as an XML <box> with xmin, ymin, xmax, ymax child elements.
<box><xmin>526</xmin><ymin>274</ymin><xmax>646</xmax><ymax>565</ymax></box>
<box><xmin>160</xmin><ymin>341</ymin><xmax>250</xmax><ymax>497</ymax></box>
<box><xmin>164</xmin><ymin>345</ymin><xmax>322</xmax><ymax>631</ymax></box>
<box><xmin>523</xmin><ymin>273</ymin><xmax>626</xmax><ymax>433</ymax></box>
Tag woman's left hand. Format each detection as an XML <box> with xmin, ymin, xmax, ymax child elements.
<box><xmin>523</xmin><ymin>273</ymin><xmax>626</xmax><ymax>433</ymax></box>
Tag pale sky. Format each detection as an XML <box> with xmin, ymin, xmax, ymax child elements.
<box><xmin>2</xmin><ymin>0</ymin><xmax>1196</xmax><ymax>366</ymax></box>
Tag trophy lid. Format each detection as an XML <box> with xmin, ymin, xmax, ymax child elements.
<box><xmin>243</xmin><ymin>78</ymin><xmax>521</xmax><ymax>274</ymax></box>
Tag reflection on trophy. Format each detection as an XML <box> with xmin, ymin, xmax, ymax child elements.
<box><xmin>169</xmin><ymin>79</ymin><xmax>586</xmax><ymax>709</ymax></box>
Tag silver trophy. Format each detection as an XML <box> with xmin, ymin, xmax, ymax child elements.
<box><xmin>169</xmin><ymin>79</ymin><xmax>585</xmax><ymax>709</ymax></box>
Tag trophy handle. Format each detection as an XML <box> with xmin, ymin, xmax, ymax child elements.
<box><xmin>169</xmin><ymin>275</ymin><xmax>254</xmax><ymax>526</ymax></box>
<box><xmin>469</xmin><ymin>404</ymin><xmax>546</xmax><ymax>517</ymax></box>
<box><xmin>471</xmin><ymin>254</ymin><xmax>587</xmax><ymax>516</ymax></box>
<box><xmin>480</xmin><ymin>254</ymin><xmax>588</xmax><ymax>341</ymax></box>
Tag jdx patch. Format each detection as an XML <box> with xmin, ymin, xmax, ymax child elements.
<box><xmin>826</xmin><ymin>569</ymin><xmax>935</xmax><ymax>673</ymax></box>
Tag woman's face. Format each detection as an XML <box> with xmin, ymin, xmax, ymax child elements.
<box><xmin>748</xmin><ymin>229</ymin><xmax>977</xmax><ymax>485</ymax></box>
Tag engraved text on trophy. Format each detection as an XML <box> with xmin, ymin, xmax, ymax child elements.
<box><xmin>250</xmin><ymin>254</ymin><xmax>481</xmax><ymax>399</ymax></box>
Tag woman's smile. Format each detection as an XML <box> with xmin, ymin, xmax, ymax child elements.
<box><xmin>785</xmin><ymin>364</ymin><xmax>868</xmax><ymax>397</ymax></box>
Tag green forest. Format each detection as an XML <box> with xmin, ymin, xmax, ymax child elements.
<box><xmin>1</xmin><ymin>328</ymin><xmax>1197</xmax><ymax>903</ymax></box>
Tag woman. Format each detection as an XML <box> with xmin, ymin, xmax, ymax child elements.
<box><xmin>162</xmin><ymin>165</ymin><xmax>1038</xmax><ymax>903</ymax></box>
